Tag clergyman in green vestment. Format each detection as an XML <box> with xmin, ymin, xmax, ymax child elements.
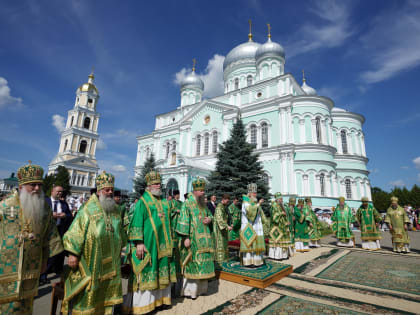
<box><xmin>305</xmin><ymin>197</ymin><xmax>322</xmax><ymax>248</ymax></box>
<box><xmin>385</xmin><ymin>196</ymin><xmax>410</xmax><ymax>253</ymax></box>
<box><xmin>268</xmin><ymin>193</ymin><xmax>293</xmax><ymax>260</ymax></box>
<box><xmin>0</xmin><ymin>163</ymin><xmax>63</xmax><ymax>315</ymax></box>
<box><xmin>169</xmin><ymin>189</ymin><xmax>183</xmax><ymax>295</ymax></box>
<box><xmin>228</xmin><ymin>197</ymin><xmax>241</xmax><ymax>241</ymax></box>
<box><xmin>331</xmin><ymin>197</ymin><xmax>355</xmax><ymax>247</ymax></box>
<box><xmin>123</xmin><ymin>171</ymin><xmax>176</xmax><ymax>314</ymax></box>
<box><xmin>286</xmin><ymin>197</ymin><xmax>296</xmax><ymax>254</ymax></box>
<box><xmin>356</xmin><ymin>197</ymin><xmax>381</xmax><ymax>250</ymax></box>
<box><xmin>240</xmin><ymin>183</ymin><xmax>267</xmax><ymax>266</ymax></box>
<box><xmin>294</xmin><ymin>199</ymin><xmax>311</xmax><ymax>252</ymax></box>
<box><xmin>176</xmin><ymin>178</ymin><xmax>215</xmax><ymax>299</ymax></box>
<box><xmin>214</xmin><ymin>194</ymin><xmax>233</xmax><ymax>263</ymax></box>
<box><xmin>62</xmin><ymin>171</ymin><xmax>125</xmax><ymax>315</ymax></box>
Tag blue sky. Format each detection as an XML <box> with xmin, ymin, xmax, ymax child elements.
<box><xmin>1</xmin><ymin>0</ymin><xmax>419</xmax><ymax>191</ymax></box>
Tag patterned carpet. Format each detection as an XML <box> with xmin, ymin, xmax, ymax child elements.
<box><xmin>258</xmin><ymin>295</ymin><xmax>366</xmax><ymax>314</ymax></box>
<box><xmin>217</xmin><ymin>259</ymin><xmax>291</xmax><ymax>280</ymax></box>
<box><xmin>316</xmin><ymin>251</ymin><xmax>420</xmax><ymax>295</ymax></box>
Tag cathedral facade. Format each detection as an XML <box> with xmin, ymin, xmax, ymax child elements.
<box><xmin>134</xmin><ymin>30</ymin><xmax>371</xmax><ymax>209</ymax></box>
<box><xmin>48</xmin><ymin>72</ymin><xmax>100</xmax><ymax>196</ymax></box>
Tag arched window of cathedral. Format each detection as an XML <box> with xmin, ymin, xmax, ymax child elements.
<box><xmin>247</xmin><ymin>75</ymin><xmax>253</xmax><ymax>87</ymax></box>
<box><xmin>70</xmin><ymin>116</ymin><xmax>74</xmax><ymax>127</ymax></box>
<box><xmin>262</xmin><ymin>173</ymin><xmax>270</xmax><ymax>188</ymax></box>
<box><xmin>212</xmin><ymin>131</ymin><xmax>218</xmax><ymax>153</ymax></box>
<box><xmin>83</xmin><ymin>117</ymin><xmax>91</xmax><ymax>129</ymax></box>
<box><xmin>165</xmin><ymin>142</ymin><xmax>170</xmax><ymax>159</ymax></box>
<box><xmin>261</xmin><ymin>122</ymin><xmax>268</xmax><ymax>148</ymax></box>
<box><xmin>234</xmin><ymin>78</ymin><xmax>239</xmax><ymax>90</ymax></box>
<box><xmin>88</xmin><ymin>98</ymin><xmax>93</xmax><ymax>104</ymax></box>
<box><xmin>250</xmin><ymin>124</ymin><xmax>257</xmax><ymax>146</ymax></box>
<box><xmin>79</xmin><ymin>140</ymin><xmax>87</xmax><ymax>153</ymax></box>
<box><xmin>320</xmin><ymin>173</ymin><xmax>325</xmax><ymax>196</ymax></box>
<box><xmin>204</xmin><ymin>133</ymin><xmax>210</xmax><ymax>155</ymax></box>
<box><xmin>341</xmin><ymin>130</ymin><xmax>348</xmax><ymax>154</ymax></box>
<box><xmin>345</xmin><ymin>179</ymin><xmax>352</xmax><ymax>199</ymax></box>
<box><xmin>63</xmin><ymin>139</ymin><xmax>68</xmax><ymax>152</ymax></box>
<box><xmin>316</xmin><ymin>117</ymin><xmax>322</xmax><ymax>143</ymax></box>
<box><xmin>196</xmin><ymin>135</ymin><xmax>201</xmax><ymax>156</ymax></box>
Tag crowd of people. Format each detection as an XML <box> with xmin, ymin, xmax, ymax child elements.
<box><xmin>0</xmin><ymin>162</ymin><xmax>414</xmax><ymax>314</ymax></box>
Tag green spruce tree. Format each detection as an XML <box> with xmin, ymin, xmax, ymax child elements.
<box><xmin>132</xmin><ymin>153</ymin><xmax>156</xmax><ymax>199</ymax></box>
<box><xmin>206</xmin><ymin>119</ymin><xmax>271</xmax><ymax>214</ymax></box>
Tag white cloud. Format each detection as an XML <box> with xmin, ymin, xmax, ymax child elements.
<box><xmin>368</xmin><ymin>168</ymin><xmax>379</xmax><ymax>174</ymax></box>
<box><xmin>0</xmin><ymin>77</ymin><xmax>23</xmax><ymax>109</ymax></box>
<box><xmin>413</xmin><ymin>156</ymin><xmax>420</xmax><ymax>169</ymax></box>
<box><xmin>400</xmin><ymin>166</ymin><xmax>409</xmax><ymax>170</ymax></box>
<box><xmin>286</xmin><ymin>0</ymin><xmax>354</xmax><ymax>58</ymax></box>
<box><xmin>97</xmin><ymin>138</ymin><xmax>107</xmax><ymax>150</ymax></box>
<box><xmin>388</xmin><ymin>179</ymin><xmax>406</xmax><ymax>187</ymax></box>
<box><xmin>360</xmin><ymin>2</ymin><xmax>420</xmax><ymax>84</ymax></box>
<box><xmin>111</xmin><ymin>164</ymin><xmax>127</xmax><ymax>173</ymax></box>
<box><xmin>173</xmin><ymin>54</ymin><xmax>225</xmax><ymax>98</ymax></box>
<box><xmin>52</xmin><ymin>114</ymin><xmax>65</xmax><ymax>133</ymax></box>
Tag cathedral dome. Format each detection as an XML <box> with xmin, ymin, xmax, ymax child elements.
<box><xmin>223</xmin><ymin>41</ymin><xmax>261</xmax><ymax>71</ymax></box>
<box><xmin>180</xmin><ymin>71</ymin><xmax>204</xmax><ymax>91</ymax></box>
<box><xmin>78</xmin><ymin>73</ymin><xmax>98</xmax><ymax>94</ymax></box>
<box><xmin>255</xmin><ymin>38</ymin><xmax>285</xmax><ymax>61</ymax></box>
<box><xmin>302</xmin><ymin>80</ymin><xmax>317</xmax><ymax>95</ymax></box>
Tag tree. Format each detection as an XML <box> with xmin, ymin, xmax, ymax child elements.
<box><xmin>371</xmin><ymin>186</ymin><xmax>390</xmax><ymax>212</ymax></box>
<box><xmin>43</xmin><ymin>165</ymin><xmax>71</xmax><ymax>196</ymax></box>
<box><xmin>206</xmin><ymin>119</ymin><xmax>271</xmax><ymax>214</ymax></box>
<box><xmin>132</xmin><ymin>153</ymin><xmax>156</xmax><ymax>199</ymax></box>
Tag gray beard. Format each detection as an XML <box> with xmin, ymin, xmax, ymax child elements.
<box><xmin>148</xmin><ymin>187</ymin><xmax>161</xmax><ymax>197</ymax></box>
<box><xmin>196</xmin><ymin>195</ymin><xmax>206</xmax><ymax>208</ymax></box>
<box><xmin>99</xmin><ymin>195</ymin><xmax>116</xmax><ymax>214</ymax></box>
<box><xmin>19</xmin><ymin>189</ymin><xmax>45</xmax><ymax>234</ymax></box>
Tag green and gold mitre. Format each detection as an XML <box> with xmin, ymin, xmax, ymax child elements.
<box><xmin>145</xmin><ymin>171</ymin><xmax>161</xmax><ymax>186</ymax></box>
<box><xmin>274</xmin><ymin>192</ymin><xmax>282</xmax><ymax>199</ymax></box>
<box><xmin>95</xmin><ymin>171</ymin><xmax>115</xmax><ymax>191</ymax></box>
<box><xmin>17</xmin><ymin>161</ymin><xmax>44</xmax><ymax>185</ymax></box>
<box><xmin>192</xmin><ymin>178</ymin><xmax>206</xmax><ymax>191</ymax></box>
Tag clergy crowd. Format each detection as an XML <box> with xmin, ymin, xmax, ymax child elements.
<box><xmin>0</xmin><ymin>162</ymin><xmax>412</xmax><ymax>314</ymax></box>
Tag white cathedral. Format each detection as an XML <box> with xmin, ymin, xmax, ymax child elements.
<box><xmin>136</xmin><ymin>27</ymin><xmax>372</xmax><ymax>209</ymax></box>
<box><xmin>48</xmin><ymin>72</ymin><xmax>100</xmax><ymax>196</ymax></box>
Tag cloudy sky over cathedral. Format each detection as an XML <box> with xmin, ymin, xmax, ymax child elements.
<box><xmin>0</xmin><ymin>0</ymin><xmax>419</xmax><ymax>190</ymax></box>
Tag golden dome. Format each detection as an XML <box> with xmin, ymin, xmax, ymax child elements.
<box><xmin>78</xmin><ymin>72</ymin><xmax>98</xmax><ymax>94</ymax></box>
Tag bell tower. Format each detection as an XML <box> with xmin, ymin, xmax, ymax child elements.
<box><xmin>48</xmin><ymin>71</ymin><xmax>101</xmax><ymax>196</ymax></box>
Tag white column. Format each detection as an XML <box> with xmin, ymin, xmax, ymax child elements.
<box><xmin>347</xmin><ymin>132</ymin><xmax>353</xmax><ymax>154</ymax></box>
<box><xmin>283</xmin><ymin>108</ymin><xmax>288</xmax><ymax>144</ymax></box>
<box><xmin>187</xmin><ymin>129</ymin><xmax>192</xmax><ymax>156</ymax></box>
<box><xmin>336</xmin><ymin>132</ymin><xmax>342</xmax><ymax>154</ymax></box>
<box><xmin>287</xmin><ymin>107</ymin><xmax>293</xmax><ymax>143</ymax></box>
<box><xmin>179</xmin><ymin>131</ymin><xmax>184</xmax><ymax>154</ymax></box>
<box><xmin>278</xmin><ymin>110</ymin><xmax>284</xmax><ymax>144</ymax></box>
<box><xmin>311</xmin><ymin>119</ymin><xmax>316</xmax><ymax>143</ymax></box>
<box><xmin>325</xmin><ymin>175</ymin><xmax>331</xmax><ymax>197</ymax></box>
<box><xmin>332</xmin><ymin>175</ymin><xmax>338</xmax><ymax>197</ymax></box>
<box><xmin>361</xmin><ymin>134</ymin><xmax>367</xmax><ymax>156</ymax></box>
<box><xmin>299</xmin><ymin>119</ymin><xmax>305</xmax><ymax>144</ymax></box>
<box><xmin>328</xmin><ymin>121</ymin><xmax>333</xmax><ymax>146</ymax></box>
<box><xmin>303</xmin><ymin>174</ymin><xmax>309</xmax><ymax>196</ymax></box>
<box><xmin>351</xmin><ymin>180</ymin><xmax>356</xmax><ymax>200</ymax></box>
<box><xmin>366</xmin><ymin>180</ymin><xmax>372</xmax><ymax>200</ymax></box>
<box><xmin>283</xmin><ymin>154</ymin><xmax>289</xmax><ymax>194</ymax></box>
<box><xmin>315</xmin><ymin>175</ymin><xmax>320</xmax><ymax>196</ymax></box>
<box><xmin>136</xmin><ymin>144</ymin><xmax>141</xmax><ymax>166</ymax></box>
<box><xmin>321</xmin><ymin>120</ymin><xmax>327</xmax><ymax>145</ymax></box>
<box><xmin>288</xmin><ymin>152</ymin><xmax>295</xmax><ymax>195</ymax></box>
<box><xmin>223</xmin><ymin>120</ymin><xmax>228</xmax><ymax>141</ymax></box>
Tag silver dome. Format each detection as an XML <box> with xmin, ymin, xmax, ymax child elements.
<box><xmin>223</xmin><ymin>41</ymin><xmax>261</xmax><ymax>71</ymax></box>
<box><xmin>255</xmin><ymin>38</ymin><xmax>285</xmax><ymax>61</ymax></box>
<box><xmin>180</xmin><ymin>71</ymin><xmax>204</xmax><ymax>90</ymax></box>
<box><xmin>302</xmin><ymin>80</ymin><xmax>317</xmax><ymax>95</ymax></box>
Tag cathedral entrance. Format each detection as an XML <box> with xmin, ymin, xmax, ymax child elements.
<box><xmin>166</xmin><ymin>178</ymin><xmax>179</xmax><ymax>197</ymax></box>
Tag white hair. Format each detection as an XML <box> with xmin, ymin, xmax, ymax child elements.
<box><xmin>19</xmin><ymin>188</ymin><xmax>45</xmax><ymax>235</ymax></box>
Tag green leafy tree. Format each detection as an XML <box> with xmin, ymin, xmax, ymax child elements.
<box><xmin>206</xmin><ymin>119</ymin><xmax>271</xmax><ymax>214</ymax></box>
<box><xmin>43</xmin><ymin>165</ymin><xmax>71</xmax><ymax>196</ymax></box>
<box><xmin>409</xmin><ymin>185</ymin><xmax>420</xmax><ymax>208</ymax></box>
<box><xmin>132</xmin><ymin>153</ymin><xmax>156</xmax><ymax>199</ymax></box>
<box><xmin>371</xmin><ymin>186</ymin><xmax>390</xmax><ymax>212</ymax></box>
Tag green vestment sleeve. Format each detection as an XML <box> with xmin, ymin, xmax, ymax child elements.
<box><xmin>215</xmin><ymin>204</ymin><xmax>228</xmax><ymax>230</ymax></box>
<box><xmin>63</xmin><ymin>206</ymin><xmax>89</xmax><ymax>256</ymax></box>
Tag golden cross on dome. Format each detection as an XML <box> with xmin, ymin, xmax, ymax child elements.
<box><xmin>248</xmin><ymin>19</ymin><xmax>253</xmax><ymax>41</ymax></box>
<box><xmin>267</xmin><ymin>23</ymin><xmax>271</xmax><ymax>39</ymax></box>
<box><xmin>192</xmin><ymin>58</ymin><xmax>197</xmax><ymax>72</ymax></box>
